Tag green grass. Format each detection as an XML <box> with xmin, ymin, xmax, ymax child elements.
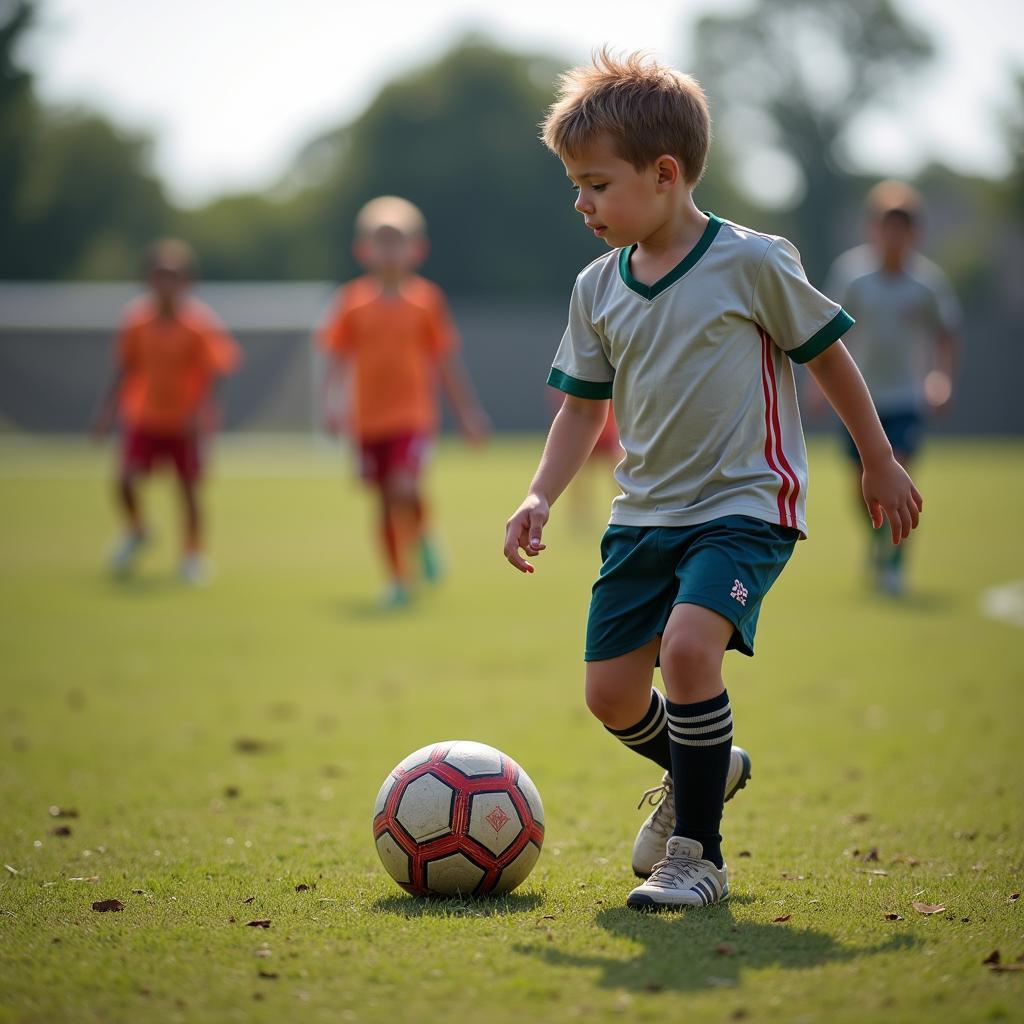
<box><xmin>1</xmin><ymin>435</ymin><xmax>1022</xmax><ymax>1024</ymax></box>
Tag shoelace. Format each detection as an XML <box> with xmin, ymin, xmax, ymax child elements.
<box><xmin>637</xmin><ymin>777</ymin><xmax>675</xmax><ymax>838</ymax></box>
<box><xmin>646</xmin><ymin>854</ymin><xmax>705</xmax><ymax>888</ymax></box>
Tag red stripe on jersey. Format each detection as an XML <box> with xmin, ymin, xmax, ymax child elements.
<box><xmin>761</xmin><ymin>332</ymin><xmax>801</xmax><ymax>526</ymax></box>
<box><xmin>759</xmin><ymin>331</ymin><xmax>798</xmax><ymax>528</ymax></box>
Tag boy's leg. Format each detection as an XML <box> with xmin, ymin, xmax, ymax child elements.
<box><xmin>381</xmin><ymin>471</ymin><xmax>420</xmax><ymax>600</ymax></box>
<box><xmin>627</xmin><ymin>603</ymin><xmax>734</xmax><ymax>911</ymax></box>
<box><xmin>174</xmin><ymin>436</ymin><xmax>208</xmax><ymax>583</ymax></box>
<box><xmin>109</xmin><ymin>431</ymin><xmax>151</xmax><ymax>575</ymax></box>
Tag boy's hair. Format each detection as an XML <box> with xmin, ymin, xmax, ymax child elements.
<box><xmin>144</xmin><ymin>238</ymin><xmax>196</xmax><ymax>278</ymax></box>
<box><xmin>865</xmin><ymin>180</ymin><xmax>922</xmax><ymax>224</ymax></box>
<box><xmin>354</xmin><ymin>196</ymin><xmax>426</xmax><ymax>239</ymax></box>
<box><xmin>541</xmin><ymin>49</ymin><xmax>711</xmax><ymax>185</ymax></box>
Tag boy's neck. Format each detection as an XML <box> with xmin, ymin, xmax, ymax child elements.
<box><xmin>630</xmin><ymin>195</ymin><xmax>709</xmax><ymax>283</ymax></box>
<box><xmin>372</xmin><ymin>269</ymin><xmax>413</xmax><ymax>294</ymax></box>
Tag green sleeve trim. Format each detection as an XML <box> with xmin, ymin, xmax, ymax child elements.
<box><xmin>787</xmin><ymin>308</ymin><xmax>855</xmax><ymax>364</ymax></box>
<box><xmin>547</xmin><ymin>367</ymin><xmax>613</xmax><ymax>399</ymax></box>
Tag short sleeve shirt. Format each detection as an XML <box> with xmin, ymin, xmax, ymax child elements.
<box><xmin>319</xmin><ymin>275</ymin><xmax>457</xmax><ymax>441</ymax></box>
<box><xmin>825</xmin><ymin>244</ymin><xmax>961</xmax><ymax>414</ymax></box>
<box><xmin>117</xmin><ymin>296</ymin><xmax>241</xmax><ymax>434</ymax></box>
<box><xmin>548</xmin><ymin>214</ymin><xmax>854</xmax><ymax>535</ymax></box>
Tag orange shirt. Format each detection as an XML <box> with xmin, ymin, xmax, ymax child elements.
<box><xmin>116</xmin><ymin>296</ymin><xmax>241</xmax><ymax>434</ymax></box>
<box><xmin>318</xmin><ymin>275</ymin><xmax>457</xmax><ymax>441</ymax></box>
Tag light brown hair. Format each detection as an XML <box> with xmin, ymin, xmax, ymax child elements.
<box><xmin>864</xmin><ymin>180</ymin><xmax>922</xmax><ymax>222</ymax></box>
<box><xmin>354</xmin><ymin>196</ymin><xmax>427</xmax><ymax>239</ymax></box>
<box><xmin>541</xmin><ymin>49</ymin><xmax>711</xmax><ymax>185</ymax></box>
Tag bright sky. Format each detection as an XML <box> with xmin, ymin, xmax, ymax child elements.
<box><xmin>25</xmin><ymin>0</ymin><xmax>1024</xmax><ymax>207</ymax></box>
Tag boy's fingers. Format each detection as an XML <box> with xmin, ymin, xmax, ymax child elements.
<box><xmin>912</xmin><ymin>485</ymin><xmax>924</xmax><ymax>512</ymax></box>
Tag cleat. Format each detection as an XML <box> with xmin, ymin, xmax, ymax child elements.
<box><xmin>379</xmin><ymin>582</ymin><xmax>413</xmax><ymax>609</ymax></box>
<box><xmin>627</xmin><ymin>836</ymin><xmax>729</xmax><ymax>911</ymax></box>
<box><xmin>108</xmin><ymin>531</ymin><xmax>149</xmax><ymax>577</ymax></box>
<box><xmin>631</xmin><ymin>746</ymin><xmax>751</xmax><ymax>878</ymax></box>
<box><xmin>419</xmin><ymin>537</ymin><xmax>444</xmax><ymax>584</ymax></box>
<box><xmin>178</xmin><ymin>554</ymin><xmax>212</xmax><ymax>586</ymax></box>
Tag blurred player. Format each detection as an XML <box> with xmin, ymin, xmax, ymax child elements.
<box><xmin>825</xmin><ymin>181</ymin><xmax>961</xmax><ymax>596</ymax></box>
<box><xmin>319</xmin><ymin>196</ymin><xmax>489</xmax><ymax>608</ymax></box>
<box><xmin>93</xmin><ymin>239</ymin><xmax>241</xmax><ymax>584</ymax></box>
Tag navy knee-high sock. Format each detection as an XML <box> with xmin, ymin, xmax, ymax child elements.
<box><xmin>605</xmin><ymin>689</ymin><xmax>671</xmax><ymax>771</ymax></box>
<box><xmin>666</xmin><ymin>690</ymin><xmax>732</xmax><ymax>868</ymax></box>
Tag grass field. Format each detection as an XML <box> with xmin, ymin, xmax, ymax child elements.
<box><xmin>1</xmin><ymin>435</ymin><xmax>1022</xmax><ymax>1024</ymax></box>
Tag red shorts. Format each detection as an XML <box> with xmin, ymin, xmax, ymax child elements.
<box><xmin>122</xmin><ymin>429</ymin><xmax>201</xmax><ymax>483</ymax></box>
<box><xmin>357</xmin><ymin>433</ymin><xmax>430</xmax><ymax>485</ymax></box>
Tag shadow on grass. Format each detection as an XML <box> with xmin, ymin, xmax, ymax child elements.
<box><xmin>515</xmin><ymin>904</ymin><xmax>916</xmax><ymax>993</ymax></box>
<box><xmin>372</xmin><ymin>891</ymin><xmax>544</xmax><ymax>918</ymax></box>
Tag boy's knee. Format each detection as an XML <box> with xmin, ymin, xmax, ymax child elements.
<box><xmin>584</xmin><ymin>675</ymin><xmax>630</xmax><ymax>726</ymax></box>
<box><xmin>659</xmin><ymin>630</ymin><xmax>721</xmax><ymax>685</ymax></box>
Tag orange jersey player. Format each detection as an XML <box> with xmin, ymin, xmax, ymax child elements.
<box><xmin>319</xmin><ymin>196</ymin><xmax>488</xmax><ymax>607</ymax></box>
<box><xmin>94</xmin><ymin>239</ymin><xmax>241</xmax><ymax>584</ymax></box>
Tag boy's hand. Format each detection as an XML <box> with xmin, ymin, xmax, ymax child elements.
<box><xmin>861</xmin><ymin>457</ymin><xmax>923</xmax><ymax>544</ymax></box>
<box><xmin>503</xmin><ymin>494</ymin><xmax>550</xmax><ymax>573</ymax></box>
<box><xmin>924</xmin><ymin>370</ymin><xmax>953</xmax><ymax>414</ymax></box>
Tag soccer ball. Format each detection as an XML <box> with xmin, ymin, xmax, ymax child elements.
<box><xmin>372</xmin><ymin>740</ymin><xmax>544</xmax><ymax>897</ymax></box>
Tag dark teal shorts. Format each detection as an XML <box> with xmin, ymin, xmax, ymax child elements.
<box><xmin>585</xmin><ymin>516</ymin><xmax>799</xmax><ymax>662</ymax></box>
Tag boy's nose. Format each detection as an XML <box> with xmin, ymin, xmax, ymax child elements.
<box><xmin>574</xmin><ymin>193</ymin><xmax>593</xmax><ymax>214</ymax></box>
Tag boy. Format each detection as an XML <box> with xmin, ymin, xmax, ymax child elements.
<box><xmin>319</xmin><ymin>196</ymin><xmax>488</xmax><ymax>607</ymax></box>
<box><xmin>824</xmin><ymin>181</ymin><xmax>960</xmax><ymax>596</ymax></box>
<box><xmin>94</xmin><ymin>238</ymin><xmax>240</xmax><ymax>584</ymax></box>
<box><xmin>502</xmin><ymin>52</ymin><xmax>922</xmax><ymax>911</ymax></box>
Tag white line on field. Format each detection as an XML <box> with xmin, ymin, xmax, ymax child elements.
<box><xmin>979</xmin><ymin>579</ymin><xmax>1024</xmax><ymax>628</ymax></box>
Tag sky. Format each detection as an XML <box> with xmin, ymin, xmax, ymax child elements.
<box><xmin>23</xmin><ymin>0</ymin><xmax>1024</xmax><ymax>207</ymax></box>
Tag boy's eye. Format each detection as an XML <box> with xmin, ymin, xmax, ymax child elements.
<box><xmin>570</xmin><ymin>184</ymin><xmax>580</xmax><ymax>193</ymax></box>
<box><xmin>592</xmin><ymin>184</ymin><xmax>607</xmax><ymax>192</ymax></box>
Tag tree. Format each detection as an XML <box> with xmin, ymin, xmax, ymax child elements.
<box><xmin>691</xmin><ymin>0</ymin><xmax>934</xmax><ymax>280</ymax></box>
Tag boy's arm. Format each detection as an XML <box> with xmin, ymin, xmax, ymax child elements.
<box><xmin>805</xmin><ymin>341</ymin><xmax>923</xmax><ymax>543</ymax></box>
<box><xmin>92</xmin><ymin>367</ymin><xmax>124</xmax><ymax>438</ymax></box>
<box><xmin>924</xmin><ymin>327</ymin><xmax>958</xmax><ymax>412</ymax></box>
<box><xmin>503</xmin><ymin>394</ymin><xmax>610</xmax><ymax>573</ymax></box>
<box><xmin>439</xmin><ymin>353</ymin><xmax>490</xmax><ymax>444</ymax></box>
<box><xmin>322</xmin><ymin>356</ymin><xmax>348</xmax><ymax>436</ymax></box>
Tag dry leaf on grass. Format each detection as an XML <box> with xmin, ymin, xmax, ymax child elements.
<box><xmin>246</xmin><ymin>920</ymin><xmax>271</xmax><ymax>929</ymax></box>
<box><xmin>242</xmin><ymin>896</ymin><xmax>256</xmax><ymax>904</ymax></box>
<box><xmin>860</xmin><ymin>847</ymin><xmax>880</xmax><ymax>863</ymax></box>
<box><xmin>714</xmin><ymin>942</ymin><xmax>737</xmax><ymax>957</ymax></box>
<box><xmin>257</xmin><ymin>970</ymin><xmax>278</xmax><ymax>979</ymax></box>
<box><xmin>911</xmin><ymin>901</ymin><xmax>946</xmax><ymax>916</ymax></box>
<box><xmin>294</xmin><ymin>883</ymin><xmax>313</xmax><ymax>893</ymax></box>
<box><xmin>51</xmin><ymin>826</ymin><xmax>72</xmax><ymax>837</ymax></box>
<box><xmin>91</xmin><ymin>899</ymin><xmax>123</xmax><ymax>912</ymax></box>
<box><xmin>772</xmin><ymin>914</ymin><xmax>792</xmax><ymax>923</ymax></box>
<box><xmin>224</xmin><ymin>786</ymin><xmax>240</xmax><ymax>798</ymax></box>
<box><xmin>1009</xmin><ymin>893</ymin><xmax>1020</xmax><ymax>903</ymax></box>
<box><xmin>983</xmin><ymin>950</ymin><xmax>1001</xmax><ymax>965</ymax></box>
<box><xmin>48</xmin><ymin>806</ymin><xmax>78</xmax><ymax>818</ymax></box>
<box><xmin>841</xmin><ymin>812</ymin><xmax>871</xmax><ymax>825</ymax></box>
<box><xmin>884</xmin><ymin>912</ymin><xmax>903</xmax><ymax>921</ymax></box>
<box><xmin>3</xmin><ymin>864</ymin><xmax>19</xmax><ymax>876</ymax></box>
<box><xmin>234</xmin><ymin>738</ymin><xmax>270</xmax><ymax>754</ymax></box>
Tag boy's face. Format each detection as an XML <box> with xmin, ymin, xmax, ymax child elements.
<box><xmin>870</xmin><ymin>209</ymin><xmax>917</xmax><ymax>265</ymax></box>
<box><xmin>355</xmin><ymin>225</ymin><xmax>426</xmax><ymax>277</ymax></box>
<box><xmin>147</xmin><ymin>266</ymin><xmax>189</xmax><ymax>305</ymax></box>
<box><xmin>562</xmin><ymin>135</ymin><xmax>663</xmax><ymax>249</ymax></box>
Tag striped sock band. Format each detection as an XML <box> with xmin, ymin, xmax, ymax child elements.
<box><xmin>666</xmin><ymin>696</ymin><xmax>733</xmax><ymax>748</ymax></box>
<box><xmin>605</xmin><ymin>689</ymin><xmax>672</xmax><ymax>772</ymax></box>
<box><xmin>666</xmin><ymin>690</ymin><xmax>733</xmax><ymax>868</ymax></box>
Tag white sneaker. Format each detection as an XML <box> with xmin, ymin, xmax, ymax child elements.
<box><xmin>108</xmin><ymin>531</ymin><xmax>148</xmax><ymax>577</ymax></box>
<box><xmin>627</xmin><ymin>836</ymin><xmax>729</xmax><ymax>911</ymax></box>
<box><xmin>178</xmin><ymin>554</ymin><xmax>211</xmax><ymax>586</ymax></box>
<box><xmin>877</xmin><ymin>566</ymin><xmax>906</xmax><ymax>598</ymax></box>
<box><xmin>631</xmin><ymin>746</ymin><xmax>751</xmax><ymax>878</ymax></box>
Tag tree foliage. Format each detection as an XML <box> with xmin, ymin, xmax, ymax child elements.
<box><xmin>691</xmin><ymin>0</ymin><xmax>934</xmax><ymax>280</ymax></box>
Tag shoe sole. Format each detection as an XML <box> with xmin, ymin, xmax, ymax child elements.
<box><xmin>627</xmin><ymin>888</ymin><xmax>730</xmax><ymax>912</ymax></box>
<box><xmin>630</xmin><ymin>749</ymin><xmax>752</xmax><ymax>880</ymax></box>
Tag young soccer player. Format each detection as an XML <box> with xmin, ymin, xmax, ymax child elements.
<box><xmin>502</xmin><ymin>52</ymin><xmax>922</xmax><ymax>911</ymax></box>
<box><xmin>319</xmin><ymin>196</ymin><xmax>489</xmax><ymax>607</ymax></box>
<box><xmin>824</xmin><ymin>181</ymin><xmax>960</xmax><ymax>596</ymax></box>
<box><xmin>94</xmin><ymin>238</ymin><xmax>240</xmax><ymax>584</ymax></box>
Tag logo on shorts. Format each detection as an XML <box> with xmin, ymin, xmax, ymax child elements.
<box><xmin>730</xmin><ymin>579</ymin><xmax>749</xmax><ymax>606</ymax></box>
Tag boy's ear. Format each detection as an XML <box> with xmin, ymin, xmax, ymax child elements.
<box><xmin>654</xmin><ymin>154</ymin><xmax>683</xmax><ymax>190</ymax></box>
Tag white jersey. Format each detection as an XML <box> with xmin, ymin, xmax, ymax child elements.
<box><xmin>825</xmin><ymin>245</ymin><xmax>961</xmax><ymax>414</ymax></box>
<box><xmin>548</xmin><ymin>214</ymin><xmax>853</xmax><ymax>536</ymax></box>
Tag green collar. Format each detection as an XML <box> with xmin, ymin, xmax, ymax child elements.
<box><xmin>618</xmin><ymin>213</ymin><xmax>723</xmax><ymax>300</ymax></box>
